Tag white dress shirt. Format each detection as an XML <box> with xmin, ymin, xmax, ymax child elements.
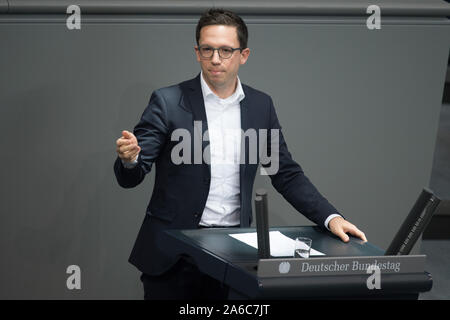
<box><xmin>198</xmin><ymin>71</ymin><xmax>244</xmax><ymax>227</ymax></box>
<box><xmin>123</xmin><ymin>72</ymin><xmax>341</xmax><ymax>229</ymax></box>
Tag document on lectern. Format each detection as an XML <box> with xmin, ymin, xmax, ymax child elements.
<box><xmin>229</xmin><ymin>231</ymin><xmax>325</xmax><ymax>257</ymax></box>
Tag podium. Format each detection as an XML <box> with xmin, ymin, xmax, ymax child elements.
<box><xmin>162</xmin><ymin>226</ymin><xmax>432</xmax><ymax>299</ymax></box>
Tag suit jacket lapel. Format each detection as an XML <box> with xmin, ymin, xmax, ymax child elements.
<box><xmin>184</xmin><ymin>73</ymin><xmax>211</xmax><ymax>166</ymax></box>
<box><xmin>239</xmin><ymin>88</ymin><xmax>252</xmax><ymax>226</ymax></box>
<box><xmin>239</xmin><ymin>91</ymin><xmax>251</xmax><ymax>164</ymax></box>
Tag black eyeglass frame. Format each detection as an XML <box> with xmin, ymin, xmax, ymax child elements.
<box><xmin>196</xmin><ymin>45</ymin><xmax>243</xmax><ymax>59</ymax></box>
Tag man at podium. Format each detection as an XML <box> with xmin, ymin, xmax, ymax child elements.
<box><xmin>114</xmin><ymin>8</ymin><xmax>367</xmax><ymax>300</ymax></box>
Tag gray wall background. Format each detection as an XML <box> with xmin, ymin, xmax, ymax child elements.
<box><xmin>0</xmin><ymin>1</ymin><xmax>449</xmax><ymax>299</ymax></box>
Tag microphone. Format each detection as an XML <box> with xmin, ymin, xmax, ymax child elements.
<box><xmin>255</xmin><ymin>188</ymin><xmax>271</xmax><ymax>259</ymax></box>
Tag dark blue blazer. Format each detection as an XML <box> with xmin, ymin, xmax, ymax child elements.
<box><xmin>114</xmin><ymin>73</ymin><xmax>339</xmax><ymax>276</ymax></box>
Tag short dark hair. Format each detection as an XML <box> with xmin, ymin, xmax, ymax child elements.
<box><xmin>196</xmin><ymin>8</ymin><xmax>248</xmax><ymax>49</ymax></box>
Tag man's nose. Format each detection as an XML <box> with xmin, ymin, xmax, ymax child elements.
<box><xmin>211</xmin><ymin>49</ymin><xmax>221</xmax><ymax>64</ymax></box>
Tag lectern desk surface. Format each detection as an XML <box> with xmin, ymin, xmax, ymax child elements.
<box><xmin>162</xmin><ymin>226</ymin><xmax>431</xmax><ymax>299</ymax></box>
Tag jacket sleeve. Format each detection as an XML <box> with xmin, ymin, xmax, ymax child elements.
<box><xmin>263</xmin><ymin>96</ymin><xmax>342</xmax><ymax>227</ymax></box>
<box><xmin>114</xmin><ymin>89</ymin><xmax>169</xmax><ymax>188</ymax></box>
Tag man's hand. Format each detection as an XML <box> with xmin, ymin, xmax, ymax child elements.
<box><xmin>329</xmin><ymin>216</ymin><xmax>367</xmax><ymax>243</ymax></box>
<box><xmin>116</xmin><ymin>130</ymin><xmax>141</xmax><ymax>163</ymax></box>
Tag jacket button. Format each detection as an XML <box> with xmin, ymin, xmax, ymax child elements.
<box><xmin>203</xmin><ymin>177</ymin><xmax>210</xmax><ymax>185</ymax></box>
<box><xmin>194</xmin><ymin>212</ymin><xmax>199</xmax><ymax>218</ymax></box>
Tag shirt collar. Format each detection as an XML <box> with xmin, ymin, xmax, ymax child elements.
<box><xmin>200</xmin><ymin>71</ymin><xmax>245</xmax><ymax>104</ymax></box>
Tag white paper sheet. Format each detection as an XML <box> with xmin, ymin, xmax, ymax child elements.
<box><xmin>229</xmin><ymin>231</ymin><xmax>325</xmax><ymax>257</ymax></box>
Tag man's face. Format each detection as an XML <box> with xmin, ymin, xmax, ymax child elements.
<box><xmin>195</xmin><ymin>25</ymin><xmax>250</xmax><ymax>90</ymax></box>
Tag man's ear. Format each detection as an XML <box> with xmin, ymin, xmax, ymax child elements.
<box><xmin>194</xmin><ymin>46</ymin><xmax>201</xmax><ymax>62</ymax></box>
<box><xmin>240</xmin><ymin>47</ymin><xmax>251</xmax><ymax>65</ymax></box>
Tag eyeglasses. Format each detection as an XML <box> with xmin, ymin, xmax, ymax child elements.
<box><xmin>197</xmin><ymin>45</ymin><xmax>242</xmax><ymax>59</ymax></box>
